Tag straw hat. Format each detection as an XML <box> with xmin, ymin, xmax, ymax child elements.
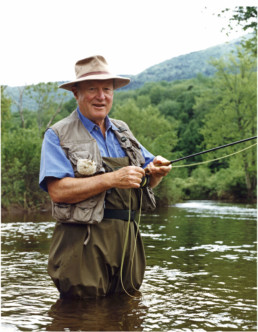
<box><xmin>59</xmin><ymin>55</ymin><xmax>130</xmax><ymax>91</ymax></box>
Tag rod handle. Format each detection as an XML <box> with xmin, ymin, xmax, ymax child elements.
<box><xmin>144</xmin><ymin>160</ymin><xmax>171</xmax><ymax>173</ymax></box>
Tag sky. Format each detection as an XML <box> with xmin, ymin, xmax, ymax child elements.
<box><xmin>0</xmin><ymin>0</ymin><xmax>256</xmax><ymax>86</ymax></box>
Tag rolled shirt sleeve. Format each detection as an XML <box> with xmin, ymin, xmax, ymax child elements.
<box><xmin>39</xmin><ymin>129</ymin><xmax>75</xmax><ymax>192</ymax></box>
<box><xmin>140</xmin><ymin>144</ymin><xmax>154</xmax><ymax>169</ymax></box>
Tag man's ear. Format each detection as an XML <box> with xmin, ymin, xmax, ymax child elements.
<box><xmin>71</xmin><ymin>86</ymin><xmax>78</xmax><ymax>99</ymax></box>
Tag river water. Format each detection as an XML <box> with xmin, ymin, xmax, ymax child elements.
<box><xmin>1</xmin><ymin>200</ymin><xmax>257</xmax><ymax>331</ymax></box>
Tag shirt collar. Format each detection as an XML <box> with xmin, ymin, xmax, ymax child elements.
<box><xmin>77</xmin><ymin>107</ymin><xmax>118</xmax><ymax>133</ymax></box>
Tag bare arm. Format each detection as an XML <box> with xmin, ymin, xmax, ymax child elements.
<box><xmin>47</xmin><ymin>166</ymin><xmax>145</xmax><ymax>204</ymax></box>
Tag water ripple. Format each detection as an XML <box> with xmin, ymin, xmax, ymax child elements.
<box><xmin>1</xmin><ymin>201</ymin><xmax>256</xmax><ymax>331</ymax></box>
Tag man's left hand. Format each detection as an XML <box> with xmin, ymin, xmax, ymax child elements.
<box><xmin>146</xmin><ymin>155</ymin><xmax>172</xmax><ymax>188</ymax></box>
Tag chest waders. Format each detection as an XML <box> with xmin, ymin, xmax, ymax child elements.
<box><xmin>47</xmin><ymin>157</ymin><xmax>146</xmax><ymax>299</ymax></box>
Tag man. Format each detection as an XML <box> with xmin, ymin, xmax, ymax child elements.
<box><xmin>40</xmin><ymin>55</ymin><xmax>171</xmax><ymax>299</ymax></box>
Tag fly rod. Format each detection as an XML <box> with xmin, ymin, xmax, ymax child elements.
<box><xmin>156</xmin><ymin>136</ymin><xmax>257</xmax><ymax>166</ymax></box>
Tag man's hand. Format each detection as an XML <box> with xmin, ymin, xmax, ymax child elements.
<box><xmin>146</xmin><ymin>155</ymin><xmax>172</xmax><ymax>188</ymax></box>
<box><xmin>111</xmin><ymin>166</ymin><xmax>145</xmax><ymax>189</ymax></box>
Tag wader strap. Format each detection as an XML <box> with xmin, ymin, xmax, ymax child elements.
<box><xmin>104</xmin><ymin>209</ymin><xmax>136</xmax><ymax>221</ymax></box>
<box><xmin>83</xmin><ymin>225</ymin><xmax>91</xmax><ymax>246</ymax></box>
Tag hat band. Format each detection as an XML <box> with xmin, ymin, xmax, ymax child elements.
<box><xmin>78</xmin><ymin>71</ymin><xmax>110</xmax><ymax>79</ymax></box>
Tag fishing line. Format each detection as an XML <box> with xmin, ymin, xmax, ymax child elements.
<box><xmin>130</xmin><ymin>189</ymin><xmax>143</xmax><ymax>292</ymax></box>
<box><xmin>169</xmin><ymin>136</ymin><xmax>257</xmax><ymax>164</ymax></box>
<box><xmin>120</xmin><ymin>189</ymin><xmax>139</xmax><ymax>298</ymax></box>
<box><xmin>120</xmin><ymin>189</ymin><xmax>143</xmax><ymax>298</ymax></box>
<box><xmin>172</xmin><ymin>143</ymin><xmax>257</xmax><ymax>168</ymax></box>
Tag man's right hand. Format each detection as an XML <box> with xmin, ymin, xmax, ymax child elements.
<box><xmin>110</xmin><ymin>166</ymin><xmax>145</xmax><ymax>189</ymax></box>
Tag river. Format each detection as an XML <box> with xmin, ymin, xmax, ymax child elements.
<box><xmin>1</xmin><ymin>200</ymin><xmax>257</xmax><ymax>331</ymax></box>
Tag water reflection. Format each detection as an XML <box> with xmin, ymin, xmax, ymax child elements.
<box><xmin>47</xmin><ymin>294</ymin><xmax>147</xmax><ymax>331</ymax></box>
<box><xmin>1</xmin><ymin>200</ymin><xmax>257</xmax><ymax>331</ymax></box>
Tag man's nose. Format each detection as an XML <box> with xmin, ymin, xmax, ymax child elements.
<box><xmin>95</xmin><ymin>88</ymin><xmax>105</xmax><ymax>99</ymax></box>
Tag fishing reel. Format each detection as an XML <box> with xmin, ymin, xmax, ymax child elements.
<box><xmin>140</xmin><ymin>174</ymin><xmax>150</xmax><ymax>188</ymax></box>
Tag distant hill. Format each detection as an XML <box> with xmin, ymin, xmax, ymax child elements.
<box><xmin>5</xmin><ymin>35</ymin><xmax>250</xmax><ymax>111</ymax></box>
<box><xmin>5</xmin><ymin>85</ymin><xmax>72</xmax><ymax>112</ymax></box>
<box><xmin>121</xmin><ymin>35</ymin><xmax>247</xmax><ymax>90</ymax></box>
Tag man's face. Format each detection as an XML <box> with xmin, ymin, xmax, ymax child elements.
<box><xmin>73</xmin><ymin>79</ymin><xmax>114</xmax><ymax>124</ymax></box>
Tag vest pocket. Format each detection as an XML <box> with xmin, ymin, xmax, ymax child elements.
<box><xmin>73</xmin><ymin>199</ymin><xmax>97</xmax><ymax>223</ymax></box>
<box><xmin>53</xmin><ymin>203</ymin><xmax>71</xmax><ymax>220</ymax></box>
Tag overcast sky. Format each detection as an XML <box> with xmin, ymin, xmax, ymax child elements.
<box><xmin>0</xmin><ymin>0</ymin><xmax>256</xmax><ymax>86</ymax></box>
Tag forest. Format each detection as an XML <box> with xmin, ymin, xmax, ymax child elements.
<box><xmin>1</xmin><ymin>42</ymin><xmax>257</xmax><ymax>212</ymax></box>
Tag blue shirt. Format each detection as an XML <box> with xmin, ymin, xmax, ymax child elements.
<box><xmin>39</xmin><ymin>108</ymin><xmax>154</xmax><ymax>192</ymax></box>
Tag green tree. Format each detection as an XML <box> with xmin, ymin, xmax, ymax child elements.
<box><xmin>112</xmin><ymin>99</ymin><xmax>178</xmax><ymax>157</ymax></box>
<box><xmin>136</xmin><ymin>95</ymin><xmax>151</xmax><ymax>109</ymax></box>
<box><xmin>25</xmin><ymin>82</ymin><xmax>67</xmax><ymax>135</ymax></box>
<box><xmin>149</xmin><ymin>84</ymin><xmax>166</xmax><ymax>105</ymax></box>
<box><xmin>195</xmin><ymin>48</ymin><xmax>257</xmax><ymax>199</ymax></box>
<box><xmin>220</xmin><ymin>6</ymin><xmax>257</xmax><ymax>56</ymax></box>
<box><xmin>1</xmin><ymin>83</ymin><xmax>71</xmax><ymax>211</ymax></box>
<box><xmin>1</xmin><ymin>126</ymin><xmax>48</xmax><ymax>210</ymax></box>
<box><xmin>1</xmin><ymin>86</ymin><xmax>12</xmax><ymax>132</ymax></box>
<box><xmin>158</xmin><ymin>99</ymin><xmax>181</xmax><ymax>118</ymax></box>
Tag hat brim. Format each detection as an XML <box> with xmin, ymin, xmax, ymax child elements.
<box><xmin>59</xmin><ymin>74</ymin><xmax>130</xmax><ymax>91</ymax></box>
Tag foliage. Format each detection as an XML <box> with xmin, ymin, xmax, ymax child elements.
<box><xmin>1</xmin><ymin>127</ymin><xmax>49</xmax><ymax>210</ymax></box>
<box><xmin>195</xmin><ymin>48</ymin><xmax>257</xmax><ymax>199</ymax></box>
<box><xmin>220</xmin><ymin>6</ymin><xmax>257</xmax><ymax>56</ymax></box>
<box><xmin>112</xmin><ymin>99</ymin><xmax>178</xmax><ymax>158</ymax></box>
<box><xmin>1</xmin><ymin>85</ymin><xmax>73</xmax><ymax>211</ymax></box>
<box><xmin>1</xmin><ymin>86</ymin><xmax>12</xmax><ymax>131</ymax></box>
<box><xmin>25</xmin><ymin>82</ymin><xmax>68</xmax><ymax>135</ymax></box>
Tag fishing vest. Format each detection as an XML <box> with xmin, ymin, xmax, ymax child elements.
<box><xmin>50</xmin><ymin>110</ymin><xmax>156</xmax><ymax>224</ymax></box>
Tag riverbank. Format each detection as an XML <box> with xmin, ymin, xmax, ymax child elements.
<box><xmin>1</xmin><ymin>203</ymin><xmax>52</xmax><ymax>222</ymax></box>
<box><xmin>2</xmin><ymin>197</ymin><xmax>256</xmax><ymax>222</ymax></box>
